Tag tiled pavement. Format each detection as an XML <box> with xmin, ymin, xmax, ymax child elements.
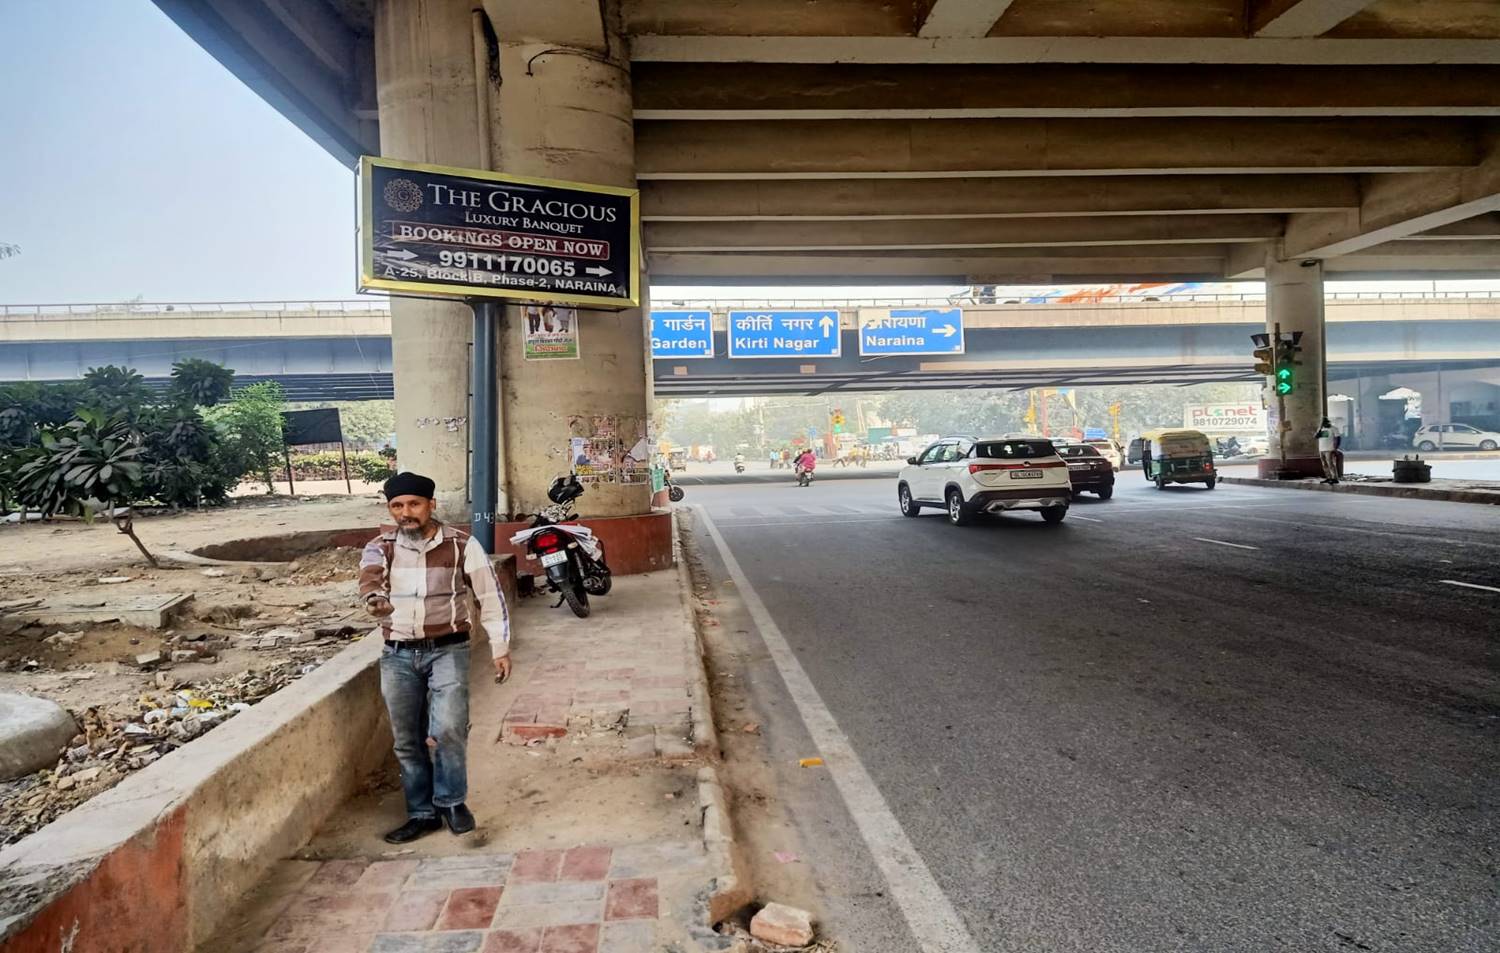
<box><xmin>258</xmin><ymin>842</ymin><xmax>710</xmax><ymax>953</ymax></box>
<box><xmin>500</xmin><ymin>573</ymin><xmax>696</xmax><ymax>752</ymax></box>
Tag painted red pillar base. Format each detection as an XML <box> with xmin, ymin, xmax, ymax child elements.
<box><xmin>495</xmin><ymin>510</ymin><xmax>673</xmax><ymax>576</ymax></box>
<box><xmin>1257</xmin><ymin>455</ymin><xmax>1324</xmax><ymax>479</ymax></box>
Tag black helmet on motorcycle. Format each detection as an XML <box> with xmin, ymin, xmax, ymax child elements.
<box><xmin>549</xmin><ymin>474</ymin><xmax>585</xmax><ymax>505</ymax></box>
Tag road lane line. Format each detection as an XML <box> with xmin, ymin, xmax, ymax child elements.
<box><xmin>1192</xmin><ymin>537</ymin><xmax>1260</xmax><ymax>550</ymax></box>
<box><xmin>1439</xmin><ymin>579</ymin><xmax>1500</xmax><ymax>594</ymax></box>
<box><xmin>717</xmin><ymin>516</ymin><xmax>903</xmax><ymax>528</ymax></box>
<box><xmin>1069</xmin><ymin>515</ymin><xmax>1104</xmax><ymax>522</ymax></box>
<box><xmin>695</xmin><ymin>505</ymin><xmax>981</xmax><ymax>953</ymax></box>
<box><xmin>1201</xmin><ymin>512</ymin><xmax>1500</xmax><ymax>550</ymax></box>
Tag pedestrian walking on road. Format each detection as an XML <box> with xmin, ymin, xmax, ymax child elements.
<box><xmin>360</xmin><ymin>472</ymin><xmax>512</xmax><ymax>844</ymax></box>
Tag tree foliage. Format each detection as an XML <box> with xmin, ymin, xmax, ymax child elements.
<box><xmin>657</xmin><ymin>382</ymin><xmax>1262</xmax><ymax>451</ymax></box>
<box><xmin>0</xmin><ymin>361</ymin><xmax>287</xmax><ymax>514</ymax></box>
<box><xmin>206</xmin><ymin>382</ymin><xmax>286</xmax><ymax>493</ymax></box>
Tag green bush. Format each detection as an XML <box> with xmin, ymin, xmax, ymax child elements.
<box><xmin>287</xmin><ymin>450</ymin><xmax>394</xmax><ymax>483</ymax></box>
<box><xmin>206</xmin><ymin>382</ymin><xmax>286</xmax><ymax>493</ymax></box>
<box><xmin>13</xmin><ymin>409</ymin><xmax>144</xmax><ymax>517</ymax></box>
<box><xmin>0</xmin><ymin>362</ymin><xmax>268</xmax><ymax>513</ymax></box>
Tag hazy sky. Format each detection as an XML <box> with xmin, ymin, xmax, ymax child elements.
<box><xmin>0</xmin><ymin>1</ymin><xmax>356</xmax><ymax>303</ymax></box>
<box><xmin>1</xmin><ymin>2</ymin><xmax>1492</xmax><ymax>306</ymax></box>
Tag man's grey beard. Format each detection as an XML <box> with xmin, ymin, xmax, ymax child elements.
<box><xmin>398</xmin><ymin>520</ymin><xmax>429</xmax><ymax>541</ymax></box>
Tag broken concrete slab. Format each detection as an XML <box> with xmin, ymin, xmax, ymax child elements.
<box><xmin>751</xmin><ymin>902</ymin><xmax>815</xmax><ymax>948</ymax></box>
<box><xmin>18</xmin><ymin>593</ymin><xmax>194</xmax><ymax>630</ymax></box>
<box><xmin>0</xmin><ymin>692</ymin><xmax>78</xmax><ymax>780</ymax></box>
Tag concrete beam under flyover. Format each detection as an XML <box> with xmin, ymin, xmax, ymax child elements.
<box><xmin>640</xmin><ymin>176</ymin><xmax>1358</xmax><ymax>221</ymax></box>
<box><xmin>648</xmin><ymin>248</ymin><xmax>1229</xmax><ymax>284</ymax></box>
<box><xmin>1409</xmin><ymin>212</ymin><xmax>1500</xmax><ymax>239</ymax></box>
<box><xmin>632</xmin><ymin>63</ymin><xmax>1500</xmax><ymax>119</ymax></box>
<box><xmin>917</xmin><ymin>1</ymin><xmax>1017</xmax><ymax>38</ymax></box>
<box><xmin>642</xmin><ymin>214</ymin><xmax>1283</xmax><ymax>252</ymax></box>
<box><xmin>1251</xmin><ymin>0</ymin><xmax>1379</xmax><ymax>38</ymax></box>
<box><xmin>1284</xmin><ymin>140</ymin><xmax>1500</xmax><ymax>257</ymax></box>
<box><xmin>482</xmin><ymin>0</ymin><xmax>605</xmax><ymax>51</ymax></box>
<box><xmin>627</xmin><ymin>35</ymin><xmax>1500</xmax><ymax>66</ymax></box>
<box><xmin>634</xmin><ymin>118</ymin><xmax>1481</xmax><ymax>179</ymax></box>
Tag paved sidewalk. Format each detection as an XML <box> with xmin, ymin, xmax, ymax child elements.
<box><xmin>251</xmin><ymin>842</ymin><xmax>709</xmax><ymax>953</ymax></box>
<box><xmin>1218</xmin><ymin>473</ymin><xmax>1500</xmax><ymax>505</ymax></box>
<box><xmin>213</xmin><ymin>569</ymin><xmax>736</xmax><ymax>953</ymax></box>
<box><xmin>500</xmin><ymin>576</ymin><xmax>699</xmax><ymax>755</ymax></box>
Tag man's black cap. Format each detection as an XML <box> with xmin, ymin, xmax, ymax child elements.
<box><xmin>383</xmin><ymin>471</ymin><xmax>436</xmax><ymax>501</ymax></box>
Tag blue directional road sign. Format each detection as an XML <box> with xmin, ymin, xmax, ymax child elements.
<box><xmin>1084</xmin><ymin>427</ymin><xmax>1108</xmax><ymax>440</ymax></box>
<box><xmin>650</xmin><ymin>311</ymin><xmax>714</xmax><ymax>359</ymax></box>
<box><xmin>858</xmin><ymin>308</ymin><xmax>965</xmax><ymax>356</ymax></box>
<box><xmin>727</xmin><ymin>310</ymin><xmax>841</xmax><ymax>359</ymax></box>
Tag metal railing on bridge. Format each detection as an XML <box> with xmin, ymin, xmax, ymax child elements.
<box><xmin>3</xmin><ymin>288</ymin><xmax>1500</xmax><ymax>321</ymax></box>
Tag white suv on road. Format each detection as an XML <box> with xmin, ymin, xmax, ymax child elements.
<box><xmin>898</xmin><ymin>434</ymin><xmax>1072</xmax><ymax>526</ymax></box>
<box><xmin>1412</xmin><ymin>423</ymin><xmax>1500</xmax><ymax>451</ymax></box>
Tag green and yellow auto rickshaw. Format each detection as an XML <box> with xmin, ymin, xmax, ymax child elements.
<box><xmin>1140</xmin><ymin>429</ymin><xmax>1217</xmax><ymax>490</ymax></box>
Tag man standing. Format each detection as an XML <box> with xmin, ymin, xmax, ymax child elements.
<box><xmin>360</xmin><ymin>472</ymin><xmax>512</xmax><ymax>844</ymax></box>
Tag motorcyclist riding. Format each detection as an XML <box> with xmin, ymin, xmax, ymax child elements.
<box><xmin>794</xmin><ymin>449</ymin><xmax>817</xmax><ymax>485</ymax></box>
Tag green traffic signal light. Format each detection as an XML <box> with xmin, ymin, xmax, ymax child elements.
<box><xmin>1275</xmin><ymin>367</ymin><xmax>1294</xmax><ymax>395</ymax></box>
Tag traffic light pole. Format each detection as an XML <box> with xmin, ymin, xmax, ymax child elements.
<box><xmin>1274</xmin><ymin>321</ymin><xmax>1289</xmax><ymax>474</ymax></box>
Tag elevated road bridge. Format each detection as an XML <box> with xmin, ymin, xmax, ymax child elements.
<box><xmin>4</xmin><ymin>295</ymin><xmax>1497</xmax><ymax>403</ymax></box>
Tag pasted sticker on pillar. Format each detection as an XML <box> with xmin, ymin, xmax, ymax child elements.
<box><xmin>522</xmin><ymin>305</ymin><xmax>580</xmax><ymax>360</ymax></box>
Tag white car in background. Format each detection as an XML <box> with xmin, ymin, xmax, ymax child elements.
<box><xmin>898</xmin><ymin>434</ymin><xmax>1072</xmax><ymax>526</ymax></box>
<box><xmin>1413</xmin><ymin>423</ymin><xmax>1500</xmax><ymax>451</ymax></box>
<box><xmin>1083</xmin><ymin>439</ymin><xmax>1124</xmax><ymax>470</ymax></box>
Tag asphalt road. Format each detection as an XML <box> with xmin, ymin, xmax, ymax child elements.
<box><xmin>682</xmin><ymin>473</ymin><xmax>1499</xmax><ymax>953</ymax></box>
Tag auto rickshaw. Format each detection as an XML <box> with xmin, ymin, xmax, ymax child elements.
<box><xmin>1140</xmin><ymin>428</ymin><xmax>1216</xmax><ymax>490</ymax></box>
<box><xmin>667</xmin><ymin>447</ymin><xmax>689</xmax><ymax>471</ymax></box>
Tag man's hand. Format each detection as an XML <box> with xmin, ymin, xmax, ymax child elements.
<box><xmin>365</xmin><ymin>595</ymin><xmax>394</xmax><ymax>618</ymax></box>
<box><xmin>493</xmin><ymin>655</ymin><xmax>512</xmax><ymax>684</ymax></box>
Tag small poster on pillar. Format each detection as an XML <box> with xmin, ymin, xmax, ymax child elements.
<box><xmin>357</xmin><ymin>155</ymin><xmax>640</xmax><ymax>308</ymax></box>
<box><xmin>522</xmin><ymin>305</ymin><xmax>581</xmax><ymax>360</ymax></box>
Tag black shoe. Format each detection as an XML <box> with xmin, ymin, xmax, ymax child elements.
<box><xmin>439</xmin><ymin>803</ymin><xmax>476</xmax><ymax>835</ymax></box>
<box><xmin>384</xmin><ymin>816</ymin><xmax>442</xmax><ymax>844</ymax></box>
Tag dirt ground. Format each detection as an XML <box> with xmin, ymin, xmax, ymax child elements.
<box><xmin>0</xmin><ymin>492</ymin><xmax>385</xmax><ymax>576</ymax></box>
<box><xmin>0</xmin><ymin>493</ymin><xmax>389</xmax><ymax>845</ymax></box>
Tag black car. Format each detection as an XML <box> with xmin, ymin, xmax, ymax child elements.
<box><xmin>1055</xmin><ymin>443</ymin><xmax>1115</xmax><ymax>499</ymax></box>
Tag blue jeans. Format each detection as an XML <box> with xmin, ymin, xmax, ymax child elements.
<box><xmin>379</xmin><ymin>641</ymin><xmax>470</xmax><ymax>818</ymax></box>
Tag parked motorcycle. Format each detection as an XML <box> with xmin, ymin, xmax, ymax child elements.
<box><xmin>664</xmin><ymin>469</ymin><xmax>685</xmax><ymax>502</ymax></box>
<box><xmin>509</xmin><ymin>474</ymin><xmax>612</xmax><ymax>618</ymax></box>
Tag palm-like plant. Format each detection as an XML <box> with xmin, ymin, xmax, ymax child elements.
<box><xmin>14</xmin><ymin>409</ymin><xmax>144</xmax><ymax>517</ymax></box>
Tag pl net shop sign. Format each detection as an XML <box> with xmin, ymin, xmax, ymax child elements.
<box><xmin>1184</xmin><ymin>403</ymin><xmax>1265</xmax><ymax>432</ymax></box>
<box><xmin>359</xmin><ymin>156</ymin><xmax>639</xmax><ymax>308</ymax></box>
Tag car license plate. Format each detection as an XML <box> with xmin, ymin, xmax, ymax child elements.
<box><xmin>1010</xmin><ymin>469</ymin><xmax>1044</xmax><ymax>479</ymax></box>
<box><xmin>540</xmin><ymin>550</ymin><xmax>568</xmax><ymax>567</ymax></box>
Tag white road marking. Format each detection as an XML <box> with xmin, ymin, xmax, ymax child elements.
<box><xmin>695</xmin><ymin>505</ymin><xmax>981</xmax><ymax>953</ymax></box>
<box><xmin>715</xmin><ymin>515</ymin><xmax>903</xmax><ymax>528</ymax></box>
<box><xmin>1069</xmin><ymin>515</ymin><xmax>1104</xmax><ymax>522</ymax></box>
<box><xmin>1205</xmin><ymin>513</ymin><xmax>1500</xmax><ymax>550</ymax></box>
<box><xmin>1439</xmin><ymin>579</ymin><xmax>1500</xmax><ymax>594</ymax></box>
<box><xmin>1192</xmin><ymin>537</ymin><xmax>1260</xmax><ymax>550</ymax></box>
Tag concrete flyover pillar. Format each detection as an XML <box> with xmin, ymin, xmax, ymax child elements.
<box><xmin>1259</xmin><ymin>257</ymin><xmax>1328</xmax><ymax>478</ymax></box>
<box><xmin>374</xmin><ymin>0</ymin><xmax>484</xmax><ymax>520</ymax></box>
<box><xmin>489</xmin><ymin>1</ymin><xmax>654</xmax><ymax>527</ymax></box>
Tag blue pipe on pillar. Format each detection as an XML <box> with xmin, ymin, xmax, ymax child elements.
<box><xmin>469</xmin><ymin>299</ymin><xmax>498</xmax><ymax>552</ymax></box>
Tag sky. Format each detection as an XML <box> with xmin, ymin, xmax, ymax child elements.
<box><xmin>0</xmin><ymin>1</ymin><xmax>356</xmax><ymax>303</ymax></box>
<box><xmin>0</xmin><ymin>2</ymin><xmax>1494</xmax><ymax>307</ymax></box>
